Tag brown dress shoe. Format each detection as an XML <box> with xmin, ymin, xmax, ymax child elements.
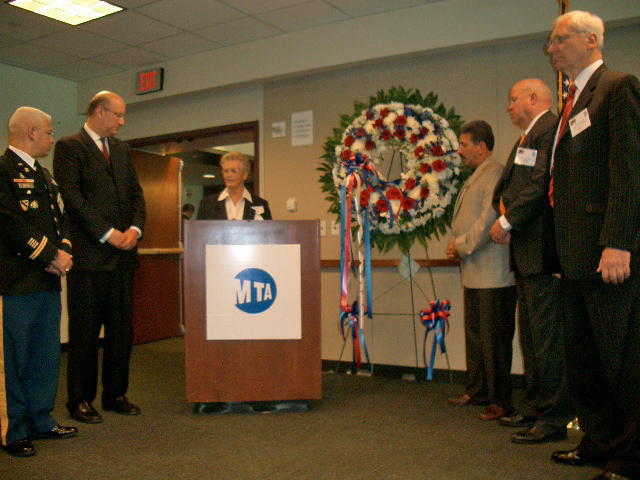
<box><xmin>479</xmin><ymin>404</ymin><xmax>506</xmax><ymax>421</ymax></box>
<box><xmin>69</xmin><ymin>401</ymin><xmax>103</xmax><ymax>424</ymax></box>
<box><xmin>103</xmin><ymin>396</ymin><xmax>141</xmax><ymax>416</ymax></box>
<box><xmin>447</xmin><ymin>393</ymin><xmax>489</xmax><ymax>406</ymax></box>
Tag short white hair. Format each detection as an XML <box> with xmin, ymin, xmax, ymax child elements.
<box><xmin>554</xmin><ymin>10</ymin><xmax>604</xmax><ymax>50</ymax></box>
<box><xmin>8</xmin><ymin>107</ymin><xmax>51</xmax><ymax>138</ymax></box>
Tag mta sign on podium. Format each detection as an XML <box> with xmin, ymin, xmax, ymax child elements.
<box><xmin>205</xmin><ymin>244</ymin><xmax>302</xmax><ymax>340</ymax></box>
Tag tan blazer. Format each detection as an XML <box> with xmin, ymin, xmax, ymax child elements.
<box><xmin>451</xmin><ymin>158</ymin><xmax>514</xmax><ymax>289</ymax></box>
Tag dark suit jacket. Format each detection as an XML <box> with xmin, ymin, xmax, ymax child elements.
<box><xmin>53</xmin><ymin>129</ymin><xmax>145</xmax><ymax>271</ymax></box>
<box><xmin>197</xmin><ymin>192</ymin><xmax>272</xmax><ymax>220</ymax></box>
<box><xmin>0</xmin><ymin>148</ymin><xmax>70</xmax><ymax>295</ymax></box>
<box><xmin>492</xmin><ymin>111</ymin><xmax>558</xmax><ymax>276</ymax></box>
<box><xmin>553</xmin><ymin>64</ymin><xmax>640</xmax><ymax>280</ymax></box>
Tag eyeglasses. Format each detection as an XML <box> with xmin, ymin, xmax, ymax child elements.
<box><xmin>32</xmin><ymin>127</ymin><xmax>54</xmax><ymax>137</ymax></box>
<box><xmin>103</xmin><ymin>107</ymin><xmax>125</xmax><ymax>119</ymax></box>
<box><xmin>222</xmin><ymin>168</ymin><xmax>241</xmax><ymax>175</ymax></box>
<box><xmin>546</xmin><ymin>31</ymin><xmax>585</xmax><ymax>50</ymax></box>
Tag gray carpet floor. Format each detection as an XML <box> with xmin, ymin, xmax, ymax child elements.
<box><xmin>1</xmin><ymin>337</ymin><xmax>599</xmax><ymax>479</ymax></box>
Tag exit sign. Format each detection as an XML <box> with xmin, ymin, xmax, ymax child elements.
<box><xmin>135</xmin><ymin>67</ymin><xmax>164</xmax><ymax>95</ymax></box>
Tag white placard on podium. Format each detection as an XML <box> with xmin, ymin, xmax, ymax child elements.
<box><xmin>205</xmin><ymin>244</ymin><xmax>302</xmax><ymax>340</ymax></box>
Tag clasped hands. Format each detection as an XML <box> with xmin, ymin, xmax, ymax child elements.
<box><xmin>108</xmin><ymin>228</ymin><xmax>139</xmax><ymax>251</ymax></box>
<box><xmin>47</xmin><ymin>249</ymin><xmax>73</xmax><ymax>277</ymax></box>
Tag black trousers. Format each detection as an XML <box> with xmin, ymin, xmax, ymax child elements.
<box><xmin>463</xmin><ymin>286</ymin><xmax>517</xmax><ymax>409</ymax></box>
<box><xmin>562</xmin><ymin>274</ymin><xmax>640</xmax><ymax>478</ymax></box>
<box><xmin>66</xmin><ymin>267</ymin><xmax>135</xmax><ymax>409</ymax></box>
<box><xmin>516</xmin><ymin>272</ymin><xmax>572</xmax><ymax>428</ymax></box>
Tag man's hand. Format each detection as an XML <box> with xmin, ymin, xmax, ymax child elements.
<box><xmin>107</xmin><ymin>229</ymin><xmax>138</xmax><ymax>250</ymax></box>
<box><xmin>47</xmin><ymin>250</ymin><xmax>73</xmax><ymax>276</ymax></box>
<box><xmin>597</xmin><ymin>247</ymin><xmax>631</xmax><ymax>284</ymax></box>
<box><xmin>446</xmin><ymin>241</ymin><xmax>459</xmax><ymax>260</ymax></box>
<box><xmin>120</xmin><ymin>228</ymin><xmax>139</xmax><ymax>250</ymax></box>
<box><xmin>107</xmin><ymin>229</ymin><xmax>126</xmax><ymax>248</ymax></box>
<box><xmin>489</xmin><ymin>220</ymin><xmax>511</xmax><ymax>245</ymax></box>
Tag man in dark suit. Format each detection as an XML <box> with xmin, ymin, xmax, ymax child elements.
<box><xmin>1</xmin><ymin>107</ymin><xmax>77</xmax><ymax>457</ymax></box>
<box><xmin>490</xmin><ymin>79</ymin><xmax>572</xmax><ymax>445</ymax></box>
<box><xmin>53</xmin><ymin>92</ymin><xmax>146</xmax><ymax>424</ymax></box>
<box><xmin>545</xmin><ymin>11</ymin><xmax>640</xmax><ymax>480</ymax></box>
<box><xmin>197</xmin><ymin>151</ymin><xmax>271</xmax><ymax>221</ymax></box>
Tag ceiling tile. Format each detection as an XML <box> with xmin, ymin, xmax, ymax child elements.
<box><xmin>220</xmin><ymin>0</ymin><xmax>310</xmax><ymax>15</ymax></box>
<box><xmin>326</xmin><ymin>0</ymin><xmax>431</xmax><ymax>17</ymax></box>
<box><xmin>196</xmin><ymin>17</ymin><xmax>282</xmax><ymax>46</ymax></box>
<box><xmin>136</xmin><ymin>0</ymin><xmax>244</xmax><ymax>30</ymax></box>
<box><xmin>79</xmin><ymin>10</ymin><xmax>182</xmax><ymax>46</ymax></box>
<box><xmin>0</xmin><ymin>43</ymin><xmax>81</xmax><ymax>70</ymax></box>
<box><xmin>41</xmin><ymin>60</ymin><xmax>124</xmax><ymax>81</ymax></box>
<box><xmin>0</xmin><ymin>3</ymin><xmax>71</xmax><ymax>40</ymax></box>
<box><xmin>93</xmin><ymin>46</ymin><xmax>169</xmax><ymax>69</ymax></box>
<box><xmin>139</xmin><ymin>33</ymin><xmax>221</xmax><ymax>57</ymax></box>
<box><xmin>0</xmin><ymin>34</ymin><xmax>20</xmax><ymax>49</ymax></box>
<box><xmin>112</xmin><ymin>0</ymin><xmax>158</xmax><ymax>7</ymax></box>
<box><xmin>31</xmin><ymin>29</ymin><xmax>128</xmax><ymax>60</ymax></box>
<box><xmin>256</xmin><ymin>0</ymin><xmax>350</xmax><ymax>32</ymax></box>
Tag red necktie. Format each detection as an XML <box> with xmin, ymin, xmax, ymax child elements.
<box><xmin>101</xmin><ymin>138</ymin><xmax>111</xmax><ymax>165</ymax></box>
<box><xmin>549</xmin><ymin>84</ymin><xmax>577</xmax><ymax>207</ymax></box>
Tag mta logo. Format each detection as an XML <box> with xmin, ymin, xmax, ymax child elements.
<box><xmin>234</xmin><ymin>268</ymin><xmax>277</xmax><ymax>314</ymax></box>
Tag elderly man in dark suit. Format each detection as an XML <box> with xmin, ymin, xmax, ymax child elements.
<box><xmin>545</xmin><ymin>11</ymin><xmax>640</xmax><ymax>480</ymax></box>
<box><xmin>0</xmin><ymin>107</ymin><xmax>77</xmax><ymax>457</ymax></box>
<box><xmin>490</xmin><ymin>79</ymin><xmax>572</xmax><ymax>445</ymax></box>
<box><xmin>197</xmin><ymin>151</ymin><xmax>271</xmax><ymax>221</ymax></box>
<box><xmin>53</xmin><ymin>91</ymin><xmax>146</xmax><ymax>424</ymax></box>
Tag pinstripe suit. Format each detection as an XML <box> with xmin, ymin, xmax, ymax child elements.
<box><xmin>553</xmin><ymin>64</ymin><xmax>640</xmax><ymax>475</ymax></box>
<box><xmin>492</xmin><ymin>112</ymin><xmax>572</xmax><ymax>430</ymax></box>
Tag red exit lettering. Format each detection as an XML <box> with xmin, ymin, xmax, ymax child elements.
<box><xmin>139</xmin><ymin>71</ymin><xmax>157</xmax><ymax>92</ymax></box>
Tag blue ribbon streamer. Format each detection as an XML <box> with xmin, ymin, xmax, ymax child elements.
<box><xmin>421</xmin><ymin>300</ymin><xmax>450</xmax><ymax>381</ymax></box>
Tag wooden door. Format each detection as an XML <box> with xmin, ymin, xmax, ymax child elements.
<box><xmin>131</xmin><ymin>151</ymin><xmax>182</xmax><ymax>344</ymax></box>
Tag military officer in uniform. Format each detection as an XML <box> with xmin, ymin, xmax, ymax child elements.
<box><xmin>0</xmin><ymin>107</ymin><xmax>77</xmax><ymax>457</ymax></box>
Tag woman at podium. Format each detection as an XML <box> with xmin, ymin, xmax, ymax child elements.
<box><xmin>197</xmin><ymin>151</ymin><xmax>272</xmax><ymax>221</ymax></box>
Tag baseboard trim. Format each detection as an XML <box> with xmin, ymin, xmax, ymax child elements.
<box><xmin>322</xmin><ymin>360</ymin><xmax>525</xmax><ymax>388</ymax></box>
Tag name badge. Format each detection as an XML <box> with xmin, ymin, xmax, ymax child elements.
<box><xmin>569</xmin><ymin>108</ymin><xmax>591</xmax><ymax>137</ymax></box>
<box><xmin>514</xmin><ymin>147</ymin><xmax>537</xmax><ymax>167</ymax></box>
<box><xmin>14</xmin><ymin>178</ymin><xmax>35</xmax><ymax>188</ymax></box>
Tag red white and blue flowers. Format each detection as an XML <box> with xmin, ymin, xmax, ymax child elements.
<box><xmin>320</xmin><ymin>88</ymin><xmax>465</xmax><ymax>253</ymax></box>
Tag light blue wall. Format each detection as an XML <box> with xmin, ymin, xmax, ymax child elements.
<box><xmin>0</xmin><ymin>63</ymin><xmax>81</xmax><ymax>170</ymax></box>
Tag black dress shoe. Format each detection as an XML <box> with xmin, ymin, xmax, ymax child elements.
<box><xmin>512</xmin><ymin>425</ymin><xmax>567</xmax><ymax>444</ymax></box>
<box><xmin>31</xmin><ymin>425</ymin><xmax>78</xmax><ymax>440</ymax></box>
<box><xmin>103</xmin><ymin>396</ymin><xmax>141</xmax><ymax>416</ymax></box>
<box><xmin>498</xmin><ymin>412</ymin><xmax>537</xmax><ymax>428</ymax></box>
<box><xmin>70</xmin><ymin>401</ymin><xmax>103</xmax><ymax>424</ymax></box>
<box><xmin>551</xmin><ymin>447</ymin><xmax>605</xmax><ymax>467</ymax></box>
<box><xmin>3</xmin><ymin>439</ymin><xmax>36</xmax><ymax>457</ymax></box>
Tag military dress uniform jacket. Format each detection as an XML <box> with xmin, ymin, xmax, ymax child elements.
<box><xmin>0</xmin><ymin>148</ymin><xmax>71</xmax><ymax>296</ymax></box>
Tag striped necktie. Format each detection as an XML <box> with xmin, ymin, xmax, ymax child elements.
<box><xmin>549</xmin><ymin>84</ymin><xmax>577</xmax><ymax>207</ymax></box>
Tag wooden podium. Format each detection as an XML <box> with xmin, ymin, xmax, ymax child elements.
<box><xmin>183</xmin><ymin>220</ymin><xmax>321</xmax><ymax>403</ymax></box>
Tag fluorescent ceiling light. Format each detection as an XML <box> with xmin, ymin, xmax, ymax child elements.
<box><xmin>7</xmin><ymin>0</ymin><xmax>123</xmax><ymax>26</ymax></box>
<box><xmin>202</xmin><ymin>174</ymin><xmax>216</xmax><ymax>179</ymax></box>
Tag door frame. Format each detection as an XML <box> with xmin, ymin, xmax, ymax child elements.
<box><xmin>128</xmin><ymin>121</ymin><xmax>261</xmax><ymax>196</ymax></box>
